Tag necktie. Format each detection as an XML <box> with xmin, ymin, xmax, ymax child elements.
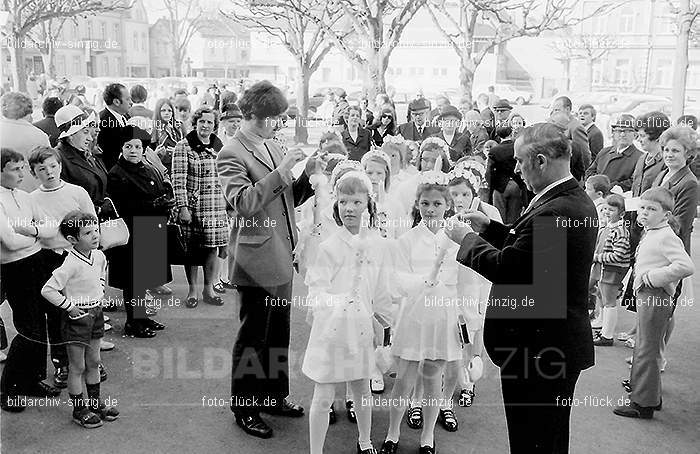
<box><xmin>84</xmin><ymin>151</ymin><xmax>96</xmax><ymax>168</ymax></box>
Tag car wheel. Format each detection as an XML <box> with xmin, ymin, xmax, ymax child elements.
<box><xmin>515</xmin><ymin>97</ymin><xmax>525</xmax><ymax>105</ymax></box>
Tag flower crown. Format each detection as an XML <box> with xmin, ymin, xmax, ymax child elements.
<box><xmin>334</xmin><ymin>170</ymin><xmax>376</xmax><ymax>201</ymax></box>
<box><xmin>449</xmin><ymin>160</ymin><xmax>487</xmax><ymax>190</ymax></box>
<box><xmin>420</xmin><ymin>137</ymin><xmax>449</xmax><ymax>154</ymax></box>
<box><xmin>383</xmin><ymin>134</ymin><xmax>406</xmax><ymax>145</ymax></box>
<box><xmin>330</xmin><ymin>159</ymin><xmax>363</xmax><ymax>189</ymax></box>
<box><xmin>418</xmin><ymin>169</ymin><xmax>450</xmax><ymax>186</ymax></box>
<box><xmin>361</xmin><ymin>149</ymin><xmax>392</xmax><ymax>171</ymax></box>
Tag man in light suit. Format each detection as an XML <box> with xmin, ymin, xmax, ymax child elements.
<box><xmin>552</xmin><ymin>96</ymin><xmax>591</xmax><ymax>164</ymax></box>
<box><xmin>446</xmin><ymin>123</ymin><xmax>597</xmax><ymax>453</ymax></box>
<box><xmin>217</xmin><ymin>81</ymin><xmax>322</xmax><ymax>439</ymax></box>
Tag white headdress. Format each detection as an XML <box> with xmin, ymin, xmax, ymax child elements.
<box><xmin>448</xmin><ymin>159</ymin><xmax>487</xmax><ymax>190</ymax></box>
<box><xmin>420</xmin><ymin>136</ymin><xmax>449</xmax><ymax>155</ymax></box>
<box><xmin>334</xmin><ymin>170</ymin><xmax>376</xmax><ymax>201</ymax></box>
<box><xmin>383</xmin><ymin>134</ymin><xmax>406</xmax><ymax>145</ymax></box>
<box><xmin>330</xmin><ymin>160</ymin><xmax>363</xmax><ymax>189</ymax></box>
<box><xmin>360</xmin><ymin>149</ymin><xmax>392</xmax><ymax>172</ymax></box>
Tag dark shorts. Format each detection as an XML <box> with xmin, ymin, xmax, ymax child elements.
<box><xmin>61</xmin><ymin>306</ymin><xmax>104</xmax><ymax>345</ymax></box>
<box><xmin>600</xmin><ymin>267</ymin><xmax>627</xmax><ymax>286</ymax></box>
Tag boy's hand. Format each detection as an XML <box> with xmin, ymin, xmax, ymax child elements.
<box><xmin>68</xmin><ymin>306</ymin><xmax>86</xmax><ymax>319</ymax></box>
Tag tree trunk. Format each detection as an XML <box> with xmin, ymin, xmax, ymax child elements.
<box><xmin>40</xmin><ymin>45</ymin><xmax>56</xmax><ymax>79</ymax></box>
<box><xmin>458</xmin><ymin>53</ymin><xmax>474</xmax><ymax>110</ymax></box>
<box><xmin>367</xmin><ymin>51</ymin><xmax>387</xmax><ymax>104</ymax></box>
<box><xmin>672</xmin><ymin>0</ymin><xmax>691</xmax><ymax>120</ymax></box>
<box><xmin>8</xmin><ymin>39</ymin><xmax>26</xmax><ymax>92</ymax></box>
<box><xmin>294</xmin><ymin>62</ymin><xmax>310</xmax><ymax>145</ymax></box>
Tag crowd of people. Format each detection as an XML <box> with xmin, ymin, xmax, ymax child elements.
<box><xmin>0</xmin><ymin>77</ymin><xmax>697</xmax><ymax>454</ymax></box>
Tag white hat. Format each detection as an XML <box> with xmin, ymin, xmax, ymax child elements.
<box><xmin>55</xmin><ymin>105</ymin><xmax>95</xmax><ymax>139</ymax></box>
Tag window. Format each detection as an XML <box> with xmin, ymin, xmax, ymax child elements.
<box><xmin>113</xmin><ymin>24</ymin><xmax>120</xmax><ymax>41</ymax></box>
<box><xmin>141</xmin><ymin>32</ymin><xmax>146</xmax><ymax>51</ymax></box>
<box><xmin>102</xmin><ymin>56</ymin><xmax>109</xmax><ymax>76</ymax></box>
<box><xmin>73</xmin><ymin>56</ymin><xmax>81</xmax><ymax>75</ymax></box>
<box><xmin>655</xmin><ymin>59</ymin><xmax>672</xmax><ymax>86</ymax></box>
<box><xmin>590</xmin><ymin>14</ymin><xmax>608</xmax><ymax>34</ymax></box>
<box><xmin>619</xmin><ymin>9</ymin><xmax>635</xmax><ymax>34</ymax></box>
<box><xmin>56</xmin><ymin>55</ymin><xmax>66</xmax><ymax>75</ymax></box>
<box><xmin>241</xmin><ymin>50</ymin><xmax>248</xmax><ymax>60</ymax></box>
<box><xmin>133</xmin><ymin>32</ymin><xmax>138</xmax><ymax>50</ymax></box>
<box><xmin>116</xmin><ymin>57</ymin><xmax>122</xmax><ymax>76</ymax></box>
<box><xmin>409</xmin><ymin>67</ymin><xmax>416</xmax><ymax>76</ymax></box>
<box><xmin>433</xmin><ymin>68</ymin><xmax>439</xmax><ymax>76</ymax></box>
<box><xmin>417</xmin><ymin>67</ymin><xmax>424</xmax><ymax>76</ymax></box>
<box><xmin>614</xmin><ymin>59</ymin><xmax>631</xmax><ymax>84</ymax></box>
<box><xmin>100</xmin><ymin>22</ymin><xmax>106</xmax><ymax>39</ymax></box>
<box><xmin>592</xmin><ymin>61</ymin><xmax>604</xmax><ymax>84</ymax></box>
<box><xmin>87</xmin><ymin>22</ymin><xmax>93</xmax><ymax>38</ymax></box>
<box><xmin>441</xmin><ymin>68</ymin><xmax>447</xmax><ymax>76</ymax></box>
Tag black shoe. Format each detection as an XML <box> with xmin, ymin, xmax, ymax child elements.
<box><xmin>221</xmin><ymin>279</ymin><xmax>236</xmax><ymax>290</ymax></box>
<box><xmin>54</xmin><ymin>366</ymin><xmax>68</xmax><ymax>388</ymax></box>
<box><xmin>653</xmin><ymin>397</ymin><xmax>662</xmax><ymax>411</ymax></box>
<box><xmin>613</xmin><ymin>401</ymin><xmax>654</xmax><ymax>419</ymax></box>
<box><xmin>346</xmin><ymin>400</ymin><xmax>357</xmax><ymax>423</ymax></box>
<box><xmin>202</xmin><ymin>294</ymin><xmax>224</xmax><ymax>306</ymax></box>
<box><xmin>234</xmin><ymin>412</ymin><xmax>273</xmax><ymax>439</ymax></box>
<box><xmin>593</xmin><ymin>335</ymin><xmax>614</xmax><ymax>346</ymax></box>
<box><xmin>21</xmin><ymin>381</ymin><xmax>61</xmax><ymax>397</ymax></box>
<box><xmin>99</xmin><ymin>363</ymin><xmax>108</xmax><ymax>382</ymax></box>
<box><xmin>357</xmin><ymin>442</ymin><xmax>377</xmax><ymax>454</ymax></box>
<box><xmin>438</xmin><ymin>408</ymin><xmax>458</xmax><ymax>432</ymax></box>
<box><xmin>123</xmin><ymin>321</ymin><xmax>156</xmax><ymax>338</ymax></box>
<box><xmin>406</xmin><ymin>406</ymin><xmax>423</xmax><ymax>429</ymax></box>
<box><xmin>379</xmin><ymin>440</ymin><xmax>398</xmax><ymax>454</ymax></box>
<box><xmin>213</xmin><ymin>282</ymin><xmax>227</xmax><ymax>294</ymax></box>
<box><xmin>0</xmin><ymin>393</ymin><xmax>25</xmax><ymax>412</ymax></box>
<box><xmin>144</xmin><ymin>319</ymin><xmax>166</xmax><ymax>330</ymax></box>
<box><xmin>186</xmin><ymin>297</ymin><xmax>198</xmax><ymax>308</ymax></box>
<box><xmin>261</xmin><ymin>398</ymin><xmax>304</xmax><ymax>417</ymax></box>
<box><xmin>329</xmin><ymin>403</ymin><xmax>337</xmax><ymax>425</ymax></box>
<box><xmin>419</xmin><ymin>444</ymin><xmax>435</xmax><ymax>454</ymax></box>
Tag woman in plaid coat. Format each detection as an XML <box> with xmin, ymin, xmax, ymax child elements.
<box><xmin>172</xmin><ymin>106</ymin><xmax>228</xmax><ymax>308</ymax></box>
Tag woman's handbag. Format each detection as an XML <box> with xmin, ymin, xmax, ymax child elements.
<box><xmin>99</xmin><ymin>198</ymin><xmax>130</xmax><ymax>250</ymax></box>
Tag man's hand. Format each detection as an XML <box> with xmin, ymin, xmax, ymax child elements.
<box><xmin>458</xmin><ymin>210</ymin><xmax>491</xmax><ymax>234</ymax></box>
<box><xmin>304</xmin><ymin>150</ymin><xmax>330</xmax><ymax>177</ymax></box>
<box><xmin>444</xmin><ymin>215</ymin><xmax>474</xmax><ymax>245</ymax></box>
<box><xmin>67</xmin><ymin>306</ymin><xmax>85</xmax><ymax>319</ymax></box>
<box><xmin>278</xmin><ymin>147</ymin><xmax>305</xmax><ymax>174</ymax></box>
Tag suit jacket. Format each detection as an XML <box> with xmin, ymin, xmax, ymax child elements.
<box><xmin>570</xmin><ymin>140</ymin><xmax>588</xmax><ymax>182</ymax></box>
<box><xmin>431</xmin><ymin>131</ymin><xmax>472</xmax><ymax>162</ymax></box>
<box><xmin>585</xmin><ymin>144</ymin><xmax>643</xmax><ymax>192</ymax></box>
<box><xmin>653</xmin><ymin>165</ymin><xmax>698</xmax><ymax>253</ymax></box>
<box><xmin>33</xmin><ymin>116</ymin><xmax>60</xmax><ymax>147</ymax></box>
<box><xmin>568</xmin><ymin>116</ymin><xmax>591</xmax><ymax>163</ymax></box>
<box><xmin>631</xmin><ymin>152</ymin><xmax>665</xmax><ymax>197</ymax></box>
<box><xmin>456</xmin><ymin>177</ymin><xmax>597</xmax><ymax>372</ymax></box>
<box><xmin>57</xmin><ymin>141</ymin><xmax>109</xmax><ymax>211</ymax></box>
<box><xmin>469</xmin><ymin>126</ymin><xmax>490</xmax><ymax>153</ymax></box>
<box><xmin>397</xmin><ymin>122</ymin><xmax>439</xmax><ymax>143</ymax></box>
<box><xmin>487</xmin><ymin>140</ymin><xmax>517</xmax><ymax>194</ymax></box>
<box><xmin>341</xmin><ymin>127</ymin><xmax>372</xmax><ymax>161</ymax></box>
<box><xmin>128</xmin><ymin>104</ymin><xmax>154</xmax><ymax>120</ymax></box>
<box><xmin>586</xmin><ymin>123</ymin><xmax>604</xmax><ymax>161</ymax></box>
<box><xmin>216</xmin><ymin>130</ymin><xmax>314</xmax><ymax>287</ymax></box>
<box><xmin>97</xmin><ymin>108</ymin><xmax>130</xmax><ymax>171</ymax></box>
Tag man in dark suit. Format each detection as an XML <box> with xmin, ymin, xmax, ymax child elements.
<box><xmin>33</xmin><ymin>97</ymin><xmax>63</xmax><ymax>147</ymax></box>
<box><xmin>585</xmin><ymin>114</ymin><xmax>642</xmax><ymax>192</ymax></box>
<box><xmin>487</xmin><ymin>126</ymin><xmax>525</xmax><ymax>221</ymax></box>
<box><xmin>398</xmin><ymin>98</ymin><xmax>439</xmax><ymax>143</ymax></box>
<box><xmin>446</xmin><ymin>123</ymin><xmax>597</xmax><ymax>454</ymax></box>
<box><xmin>127</xmin><ymin>84</ymin><xmax>154</xmax><ymax>120</ymax></box>
<box><xmin>550</xmin><ymin>111</ymin><xmax>590</xmax><ymax>182</ymax></box>
<box><xmin>431</xmin><ymin>105</ymin><xmax>472</xmax><ymax>162</ymax></box>
<box><xmin>97</xmin><ymin>83</ymin><xmax>132</xmax><ymax>170</ymax></box>
<box><xmin>578</xmin><ymin>104</ymin><xmax>604</xmax><ymax>160</ymax></box>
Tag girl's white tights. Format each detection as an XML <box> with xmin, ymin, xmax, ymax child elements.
<box><xmin>310</xmin><ymin>379</ymin><xmax>372</xmax><ymax>454</ymax></box>
<box><xmin>386</xmin><ymin>358</ymin><xmax>446</xmax><ymax>448</ymax></box>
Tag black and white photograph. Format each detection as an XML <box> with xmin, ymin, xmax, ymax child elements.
<box><xmin>0</xmin><ymin>0</ymin><xmax>698</xmax><ymax>452</ymax></box>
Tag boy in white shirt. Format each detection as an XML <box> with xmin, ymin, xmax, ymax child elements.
<box><xmin>42</xmin><ymin>211</ymin><xmax>119</xmax><ymax>428</ymax></box>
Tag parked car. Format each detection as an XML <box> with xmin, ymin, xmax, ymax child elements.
<box><xmin>286</xmin><ymin>86</ymin><xmax>346</xmax><ymax>118</ymax></box>
<box><xmin>473</xmin><ymin>84</ymin><xmax>534</xmax><ymax>105</ymax></box>
<box><xmin>598</xmin><ymin>94</ymin><xmax>670</xmax><ymax>115</ymax></box>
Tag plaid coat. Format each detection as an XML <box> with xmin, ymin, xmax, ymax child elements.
<box><xmin>172</xmin><ymin>131</ymin><xmax>228</xmax><ymax>248</ymax></box>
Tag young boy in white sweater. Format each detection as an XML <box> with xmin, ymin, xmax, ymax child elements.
<box><xmin>613</xmin><ymin>187</ymin><xmax>694</xmax><ymax>419</ymax></box>
<box><xmin>42</xmin><ymin>211</ymin><xmax>118</xmax><ymax>428</ymax></box>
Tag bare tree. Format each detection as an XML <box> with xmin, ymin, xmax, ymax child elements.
<box><xmin>1</xmin><ymin>0</ymin><xmax>131</xmax><ymax>92</ymax></box>
<box><xmin>550</xmin><ymin>34</ymin><xmax>615</xmax><ymax>92</ymax></box>
<box><xmin>223</xmin><ymin>0</ymin><xmax>348</xmax><ymax>144</ymax></box>
<box><xmin>426</xmin><ymin>0</ymin><xmax>617</xmax><ymax>108</ymax></box>
<box><xmin>667</xmin><ymin>0</ymin><xmax>699</xmax><ymax>119</ymax></box>
<box><xmin>289</xmin><ymin>0</ymin><xmax>427</xmax><ymax>103</ymax></box>
<box><xmin>162</xmin><ymin>0</ymin><xmax>205</xmax><ymax>77</ymax></box>
<box><xmin>26</xmin><ymin>17</ymin><xmax>70</xmax><ymax>79</ymax></box>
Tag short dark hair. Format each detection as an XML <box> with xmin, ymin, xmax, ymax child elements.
<box><xmin>238</xmin><ymin>81</ymin><xmax>288</xmax><ymax>120</ymax></box>
<box><xmin>496</xmin><ymin>126</ymin><xmax>512</xmax><ymax>139</ymax></box>
<box><xmin>586</xmin><ymin>174</ymin><xmax>611</xmax><ymax>195</ymax></box>
<box><xmin>103</xmin><ymin>83</ymin><xmax>126</xmax><ymax>106</ymax></box>
<box><xmin>579</xmin><ymin>103</ymin><xmax>596</xmax><ymax>120</ymax></box>
<box><xmin>516</xmin><ymin>123</ymin><xmax>571</xmax><ymax>164</ymax></box>
<box><xmin>677</xmin><ymin>114</ymin><xmax>698</xmax><ymax>130</ymax></box>
<box><xmin>130</xmin><ymin>84</ymin><xmax>148</xmax><ymax>104</ymax></box>
<box><xmin>28</xmin><ymin>146</ymin><xmax>62</xmax><ymax>170</ymax></box>
<box><xmin>174</xmin><ymin>97</ymin><xmax>191</xmax><ymax>112</ymax></box>
<box><xmin>1</xmin><ymin>148</ymin><xmax>24</xmax><ymax>170</ymax></box>
<box><xmin>636</xmin><ymin>111</ymin><xmax>671</xmax><ymax>141</ymax></box>
<box><xmin>191</xmin><ymin>106</ymin><xmax>219</xmax><ymax>131</ymax></box>
<box><xmin>59</xmin><ymin>210</ymin><xmax>98</xmax><ymax>240</ymax></box>
<box><xmin>220</xmin><ymin>90</ymin><xmax>237</xmax><ymax>106</ymax></box>
<box><xmin>42</xmin><ymin>97</ymin><xmax>64</xmax><ymax>116</ymax></box>
<box><xmin>555</xmin><ymin>96</ymin><xmax>572</xmax><ymax>110</ymax></box>
<box><xmin>605</xmin><ymin>193</ymin><xmax>625</xmax><ymax>214</ymax></box>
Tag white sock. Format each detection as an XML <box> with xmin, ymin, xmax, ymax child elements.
<box><xmin>310</xmin><ymin>383</ymin><xmax>334</xmax><ymax>454</ymax></box>
<box><xmin>349</xmin><ymin>380</ymin><xmax>373</xmax><ymax>450</ymax></box>
<box><xmin>601</xmin><ymin>306</ymin><xmax>618</xmax><ymax>339</ymax></box>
